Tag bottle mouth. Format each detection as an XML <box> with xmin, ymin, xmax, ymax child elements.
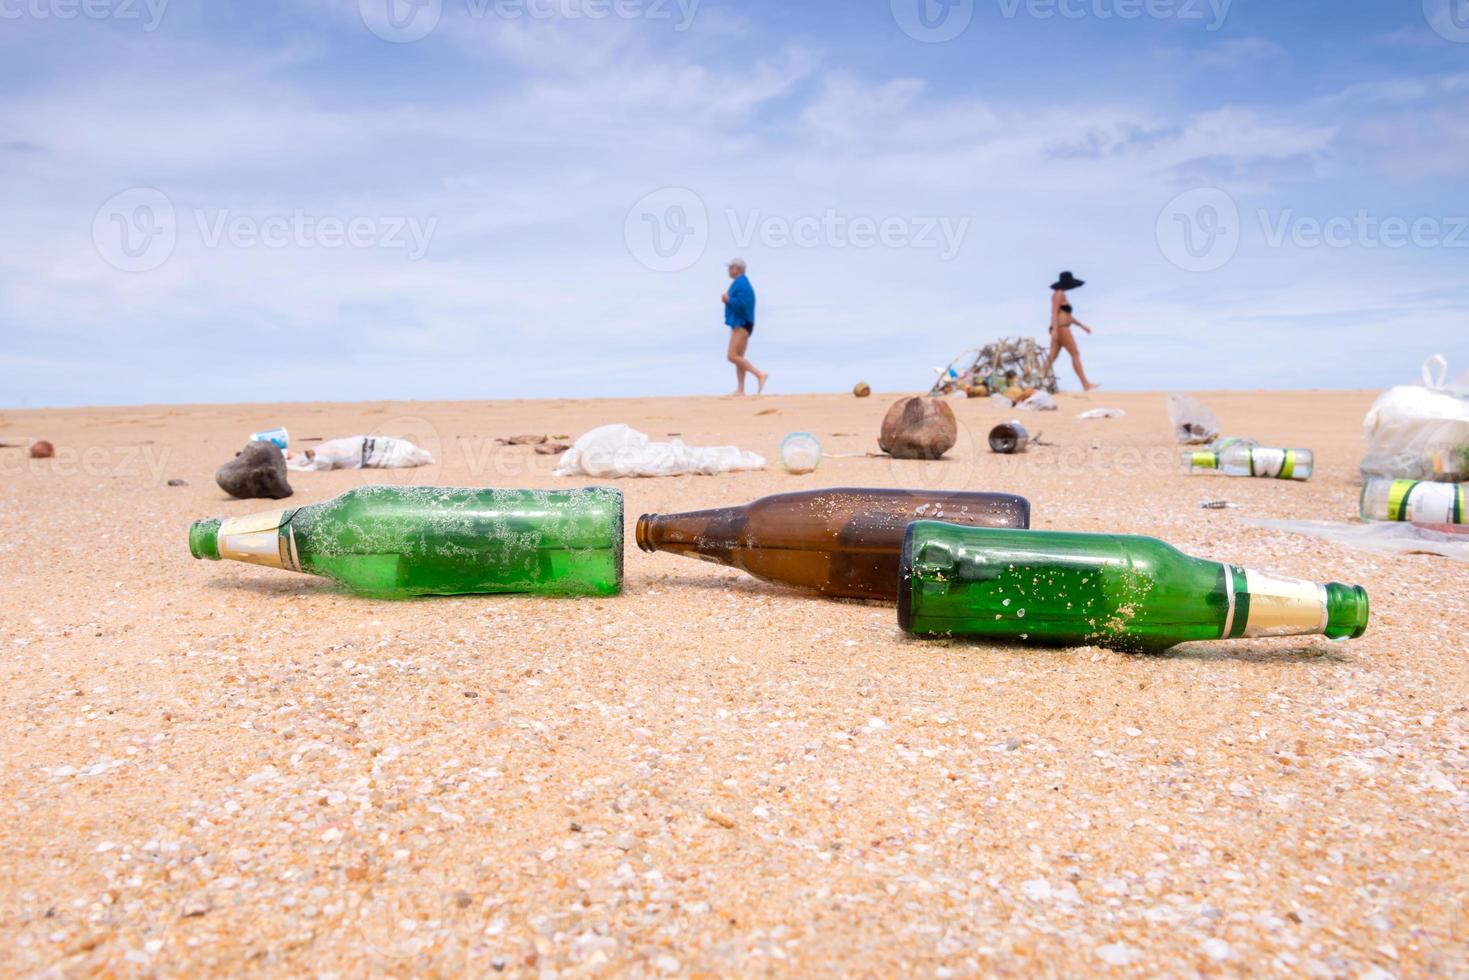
<box><xmin>189</xmin><ymin>518</ymin><xmax>222</xmax><ymax>560</ymax></box>
<box><xmin>635</xmin><ymin>515</ymin><xmax>657</xmax><ymax>553</ymax></box>
<box><xmin>1325</xmin><ymin>583</ymin><xmax>1370</xmax><ymax>640</ymax></box>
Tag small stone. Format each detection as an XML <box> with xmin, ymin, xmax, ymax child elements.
<box><xmin>611</xmin><ymin>834</ymin><xmax>637</xmax><ymax>851</ymax></box>
<box><xmin>1201</xmin><ymin>938</ymin><xmax>1233</xmax><ymax>961</ymax></box>
<box><xmin>1020</xmin><ymin>879</ymin><xmax>1052</xmax><ymax>901</ymax></box>
<box><xmin>853</xmin><ymin>382</ymin><xmax>871</xmax><ymax>398</ymax></box>
<box><xmin>1097</xmin><ymin>942</ymin><xmax>1139</xmax><ymax>966</ymax></box>
<box><xmin>167</xmin><ymin>478</ymin><xmax>188</xmax><ymax>487</ymax></box>
<box><xmin>705</xmin><ymin>810</ymin><xmax>735</xmax><ymax>829</ymax></box>
<box><xmin>29</xmin><ymin>440</ymin><xmax>55</xmax><ymax>459</ymax></box>
<box><xmin>180</xmin><ymin>892</ymin><xmax>212</xmax><ymax>918</ymax></box>
<box><xmin>215</xmin><ymin>441</ymin><xmax>293</xmax><ymax>500</ymax></box>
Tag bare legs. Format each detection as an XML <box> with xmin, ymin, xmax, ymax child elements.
<box><xmin>1046</xmin><ymin>326</ymin><xmax>1099</xmax><ymax>392</ymax></box>
<box><xmin>727</xmin><ymin>328</ymin><xmax>768</xmax><ymax>396</ymax></box>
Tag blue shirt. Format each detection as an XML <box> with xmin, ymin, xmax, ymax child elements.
<box><xmin>724</xmin><ymin>274</ymin><xmax>756</xmax><ymax>328</ymax></box>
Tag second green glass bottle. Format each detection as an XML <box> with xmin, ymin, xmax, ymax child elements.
<box><xmin>899</xmin><ymin>522</ymin><xmax>1368</xmax><ymax>653</ymax></box>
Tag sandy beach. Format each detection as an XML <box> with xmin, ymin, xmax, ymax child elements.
<box><xmin>1</xmin><ymin>389</ymin><xmax>1465</xmax><ymax>976</ymax></box>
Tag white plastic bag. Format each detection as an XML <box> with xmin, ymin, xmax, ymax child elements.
<box><xmin>1245</xmin><ymin>518</ymin><xmax>1469</xmax><ymax>563</ymax></box>
<box><xmin>1168</xmin><ymin>394</ymin><xmax>1221</xmax><ymax>444</ymax></box>
<box><xmin>1077</xmin><ymin>407</ymin><xmax>1126</xmax><ymax>420</ymax></box>
<box><xmin>1017</xmin><ymin>391</ymin><xmax>1057</xmax><ymax>412</ymax></box>
<box><xmin>287</xmin><ymin>436</ymin><xmax>435</xmax><ymax>471</ymax></box>
<box><xmin>554</xmin><ymin>424</ymin><xmax>765</xmax><ymax>478</ymax></box>
<box><xmin>1360</xmin><ymin>355</ymin><xmax>1469</xmax><ymax>480</ymax></box>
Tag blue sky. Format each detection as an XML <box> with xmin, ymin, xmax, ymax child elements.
<box><xmin>1</xmin><ymin>0</ymin><xmax>1466</xmax><ymax>406</ymax></box>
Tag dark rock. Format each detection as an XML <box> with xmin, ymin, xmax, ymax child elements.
<box><xmin>878</xmin><ymin>397</ymin><xmax>958</xmax><ymax>460</ymax></box>
<box><xmin>167</xmin><ymin>478</ymin><xmax>189</xmax><ymax>487</ymax></box>
<box><xmin>29</xmin><ymin>440</ymin><xmax>55</xmax><ymax>459</ymax></box>
<box><xmin>216</xmin><ymin>441</ymin><xmax>293</xmax><ymax>500</ymax></box>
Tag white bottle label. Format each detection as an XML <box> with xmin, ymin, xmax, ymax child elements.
<box><xmin>218</xmin><ymin>509</ymin><xmax>290</xmax><ymax>569</ymax></box>
<box><xmin>1242</xmin><ymin>570</ymin><xmax>1328</xmax><ymax>638</ymax></box>
<box><xmin>1401</xmin><ymin>482</ymin><xmax>1464</xmax><ymax>524</ymax></box>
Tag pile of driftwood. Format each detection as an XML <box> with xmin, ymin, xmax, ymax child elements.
<box><xmin>931</xmin><ymin>338</ymin><xmax>1059</xmax><ymax>396</ymax></box>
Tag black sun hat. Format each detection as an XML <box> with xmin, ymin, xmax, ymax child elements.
<box><xmin>1051</xmin><ymin>271</ymin><xmax>1085</xmax><ymax>291</ymax></box>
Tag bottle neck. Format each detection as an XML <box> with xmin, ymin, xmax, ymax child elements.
<box><xmin>194</xmin><ymin>507</ymin><xmax>301</xmax><ymax>569</ymax></box>
<box><xmin>1226</xmin><ymin>566</ymin><xmax>1368</xmax><ymax>641</ymax></box>
<box><xmin>636</xmin><ymin>513</ymin><xmax>728</xmax><ymax>556</ymax></box>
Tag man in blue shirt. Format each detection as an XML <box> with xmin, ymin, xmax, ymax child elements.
<box><xmin>721</xmin><ymin>258</ymin><xmax>768</xmax><ymax>396</ymax></box>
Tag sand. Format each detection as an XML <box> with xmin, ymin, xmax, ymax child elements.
<box><xmin>1</xmin><ymin>390</ymin><xmax>1465</xmax><ymax>976</ymax></box>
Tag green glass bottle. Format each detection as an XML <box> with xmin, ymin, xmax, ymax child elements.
<box><xmin>899</xmin><ymin>522</ymin><xmax>1368</xmax><ymax>653</ymax></box>
<box><xmin>188</xmin><ymin>486</ymin><xmax>623</xmax><ymax>597</ymax></box>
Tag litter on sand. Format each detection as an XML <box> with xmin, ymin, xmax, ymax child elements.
<box><xmin>1077</xmin><ymin>407</ymin><xmax>1126</xmax><ymax>420</ymax></box>
<box><xmin>554</xmin><ymin>424</ymin><xmax>765</xmax><ymax>478</ymax></box>
<box><xmin>1243</xmin><ymin>518</ymin><xmax>1469</xmax><ymax>562</ymax></box>
<box><xmin>1360</xmin><ymin>354</ymin><xmax>1469</xmax><ymax>481</ymax></box>
<box><xmin>779</xmin><ymin>432</ymin><xmax>823</xmax><ymax>473</ymax></box>
<box><xmin>1017</xmin><ymin>391</ymin><xmax>1057</xmax><ymax>412</ymax></box>
<box><xmin>1168</xmin><ymin>394</ymin><xmax>1221</xmax><ymax>444</ymax></box>
<box><xmin>286</xmin><ymin>435</ymin><xmax>435</xmax><ymax>471</ymax></box>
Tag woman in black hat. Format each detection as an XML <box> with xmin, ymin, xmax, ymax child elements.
<box><xmin>1046</xmin><ymin>271</ymin><xmax>1100</xmax><ymax>392</ymax></box>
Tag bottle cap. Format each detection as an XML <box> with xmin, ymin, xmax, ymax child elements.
<box><xmin>189</xmin><ymin>519</ymin><xmax>222</xmax><ymax>560</ymax></box>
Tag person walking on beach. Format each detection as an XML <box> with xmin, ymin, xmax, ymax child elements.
<box><xmin>1046</xmin><ymin>270</ymin><xmax>1100</xmax><ymax>392</ymax></box>
<box><xmin>722</xmin><ymin>258</ymin><xmax>767</xmax><ymax>396</ymax></box>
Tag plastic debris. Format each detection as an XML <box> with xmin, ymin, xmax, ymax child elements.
<box><xmin>286</xmin><ymin>435</ymin><xmax>435</xmax><ymax>472</ymax></box>
<box><xmin>249</xmin><ymin>427</ymin><xmax>289</xmax><ymax>451</ymax></box>
<box><xmin>554</xmin><ymin>424</ymin><xmax>764</xmax><ymax>478</ymax></box>
<box><xmin>1244</xmin><ymin>517</ymin><xmax>1469</xmax><ymax>562</ymax></box>
<box><xmin>1077</xmin><ymin>408</ymin><xmax>1126</xmax><ymax>420</ymax></box>
<box><xmin>779</xmin><ymin>432</ymin><xmax>823</xmax><ymax>474</ymax></box>
<box><xmin>1168</xmin><ymin>394</ymin><xmax>1221</xmax><ymax>444</ymax></box>
<box><xmin>1018</xmin><ymin>391</ymin><xmax>1058</xmax><ymax>412</ymax></box>
<box><xmin>1361</xmin><ymin>355</ymin><xmax>1469</xmax><ymax>480</ymax></box>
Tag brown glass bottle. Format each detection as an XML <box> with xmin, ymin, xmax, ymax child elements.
<box><xmin>636</xmin><ymin>488</ymin><xmax>1031</xmax><ymax>601</ymax></box>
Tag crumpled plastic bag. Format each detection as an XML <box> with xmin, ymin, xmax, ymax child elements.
<box><xmin>1017</xmin><ymin>391</ymin><xmax>1057</xmax><ymax>412</ymax></box>
<box><xmin>287</xmin><ymin>436</ymin><xmax>435</xmax><ymax>471</ymax></box>
<box><xmin>1078</xmin><ymin>408</ymin><xmax>1126</xmax><ymax>420</ymax></box>
<box><xmin>1244</xmin><ymin>518</ymin><xmax>1469</xmax><ymax>563</ymax></box>
<box><xmin>554</xmin><ymin>424</ymin><xmax>765</xmax><ymax>478</ymax></box>
<box><xmin>1168</xmin><ymin>394</ymin><xmax>1221</xmax><ymax>444</ymax></box>
<box><xmin>1361</xmin><ymin>355</ymin><xmax>1469</xmax><ymax>480</ymax></box>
